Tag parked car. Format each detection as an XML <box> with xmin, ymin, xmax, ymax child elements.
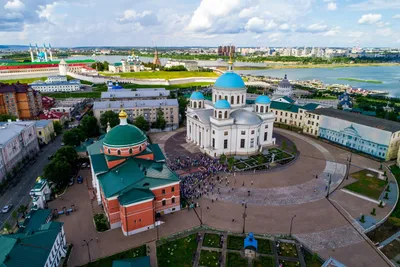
<box><xmin>61</xmin><ymin>142</ymin><xmax>65</xmax><ymax>146</ymax></box>
<box><xmin>77</xmin><ymin>176</ymin><xmax>83</xmax><ymax>184</ymax></box>
<box><xmin>2</xmin><ymin>204</ymin><xmax>13</xmax><ymax>213</ymax></box>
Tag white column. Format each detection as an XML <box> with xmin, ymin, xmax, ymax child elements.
<box><xmin>187</xmin><ymin>121</ymin><xmax>190</xmax><ymax>140</ymax></box>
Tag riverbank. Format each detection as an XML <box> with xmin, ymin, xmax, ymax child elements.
<box><xmin>337</xmin><ymin>78</ymin><xmax>383</xmax><ymax>84</ymax></box>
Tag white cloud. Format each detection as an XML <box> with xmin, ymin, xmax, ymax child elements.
<box><xmin>323</xmin><ymin>26</ymin><xmax>340</xmax><ymax>36</ymax></box>
<box><xmin>187</xmin><ymin>0</ymin><xmax>242</xmax><ymax>32</ymax></box>
<box><xmin>239</xmin><ymin>6</ymin><xmax>258</xmax><ymax>18</ymax></box>
<box><xmin>376</xmin><ymin>21</ymin><xmax>390</xmax><ymax>27</ymax></box>
<box><xmin>278</xmin><ymin>23</ymin><xmax>290</xmax><ymax>31</ymax></box>
<box><xmin>376</xmin><ymin>28</ymin><xmax>392</xmax><ymax>37</ymax></box>
<box><xmin>393</xmin><ymin>14</ymin><xmax>400</xmax><ymax>19</ymax></box>
<box><xmin>348</xmin><ymin>0</ymin><xmax>400</xmax><ymax>11</ymax></box>
<box><xmin>4</xmin><ymin>12</ymin><xmax>23</xmax><ymax>19</ymax></box>
<box><xmin>306</xmin><ymin>23</ymin><xmax>328</xmax><ymax>32</ymax></box>
<box><xmin>348</xmin><ymin>31</ymin><xmax>364</xmax><ymax>38</ymax></box>
<box><xmin>4</xmin><ymin>0</ymin><xmax>25</xmax><ymax>11</ymax></box>
<box><xmin>36</xmin><ymin>2</ymin><xmax>62</xmax><ymax>24</ymax></box>
<box><xmin>245</xmin><ymin>17</ymin><xmax>277</xmax><ymax>33</ymax></box>
<box><xmin>358</xmin><ymin>14</ymin><xmax>381</xmax><ymax>24</ymax></box>
<box><xmin>327</xmin><ymin>2</ymin><xmax>337</xmax><ymax>11</ymax></box>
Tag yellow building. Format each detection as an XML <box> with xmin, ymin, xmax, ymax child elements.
<box><xmin>35</xmin><ymin>120</ymin><xmax>55</xmax><ymax>145</ymax></box>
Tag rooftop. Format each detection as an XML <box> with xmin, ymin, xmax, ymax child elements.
<box><xmin>310</xmin><ymin>108</ymin><xmax>400</xmax><ymax>132</ymax></box>
<box><xmin>35</xmin><ymin>120</ymin><xmax>52</xmax><ymax>128</ymax></box>
<box><xmin>0</xmin><ymin>121</ymin><xmax>36</xmax><ymax>145</ymax></box>
<box><xmin>214</xmin><ymin>72</ymin><xmax>245</xmax><ymax>89</ymax></box>
<box><xmin>0</xmin><ymin>59</ymin><xmax>95</xmax><ymax>66</ymax></box>
<box><xmin>101</xmin><ymin>89</ymin><xmax>170</xmax><ymax>99</ymax></box>
<box><xmin>94</xmin><ymin>99</ymin><xmax>178</xmax><ymax>110</ymax></box>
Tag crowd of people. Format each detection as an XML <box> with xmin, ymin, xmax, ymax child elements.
<box><xmin>168</xmin><ymin>155</ymin><xmax>229</xmax><ymax>201</ymax></box>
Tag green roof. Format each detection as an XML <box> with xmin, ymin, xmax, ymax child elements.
<box><xmin>270</xmin><ymin>101</ymin><xmax>299</xmax><ymax>113</ymax></box>
<box><xmin>113</xmin><ymin>257</ymin><xmax>151</xmax><ymax>267</ymax></box>
<box><xmin>32</xmin><ymin>178</ymin><xmax>48</xmax><ymax>191</ymax></box>
<box><xmin>103</xmin><ymin>124</ymin><xmax>147</xmax><ymax>148</ymax></box>
<box><xmin>19</xmin><ymin>209</ymin><xmax>52</xmax><ymax>231</ymax></box>
<box><xmin>282</xmin><ymin>96</ymin><xmax>295</xmax><ymax>103</ymax></box>
<box><xmin>148</xmin><ymin>144</ymin><xmax>165</xmax><ymax>162</ymax></box>
<box><xmin>0</xmin><ymin>59</ymin><xmax>95</xmax><ymax>66</ymax></box>
<box><xmin>87</xmin><ymin>141</ymin><xmax>109</xmax><ymax>174</ymax></box>
<box><xmin>118</xmin><ymin>189</ymin><xmax>154</xmax><ymax>205</ymax></box>
<box><xmin>0</xmin><ymin>236</ymin><xmax>17</xmax><ymax>264</ymax></box>
<box><xmin>301</xmin><ymin>103</ymin><xmax>320</xmax><ymax>111</ymax></box>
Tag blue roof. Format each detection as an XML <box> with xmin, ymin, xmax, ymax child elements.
<box><xmin>244</xmin><ymin>232</ymin><xmax>258</xmax><ymax>251</ymax></box>
<box><xmin>214</xmin><ymin>99</ymin><xmax>231</xmax><ymax>109</ymax></box>
<box><xmin>214</xmin><ymin>72</ymin><xmax>245</xmax><ymax>89</ymax></box>
<box><xmin>255</xmin><ymin>95</ymin><xmax>271</xmax><ymax>104</ymax></box>
<box><xmin>190</xmin><ymin>91</ymin><xmax>205</xmax><ymax>100</ymax></box>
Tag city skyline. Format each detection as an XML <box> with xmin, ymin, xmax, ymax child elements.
<box><xmin>0</xmin><ymin>0</ymin><xmax>400</xmax><ymax>47</ymax></box>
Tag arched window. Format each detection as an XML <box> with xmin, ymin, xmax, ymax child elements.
<box><xmin>242</xmin><ymin>95</ymin><xmax>244</xmax><ymax>103</ymax></box>
<box><xmin>117</xmin><ymin>150</ymin><xmax>121</xmax><ymax>155</ymax></box>
<box><xmin>231</xmin><ymin>96</ymin><xmax>234</xmax><ymax>104</ymax></box>
<box><xmin>218</xmin><ymin>111</ymin><xmax>222</xmax><ymax>119</ymax></box>
<box><xmin>225</xmin><ymin>96</ymin><xmax>228</xmax><ymax>101</ymax></box>
<box><xmin>194</xmin><ymin>102</ymin><xmax>197</xmax><ymax>108</ymax></box>
<box><xmin>260</xmin><ymin>106</ymin><xmax>264</xmax><ymax>113</ymax></box>
<box><xmin>224</xmin><ymin>111</ymin><xmax>228</xmax><ymax>118</ymax></box>
<box><xmin>129</xmin><ymin>148</ymin><xmax>132</xmax><ymax>154</ymax></box>
<box><xmin>214</xmin><ymin>110</ymin><xmax>217</xmax><ymax>117</ymax></box>
<box><xmin>199</xmin><ymin>102</ymin><xmax>202</xmax><ymax>108</ymax></box>
<box><xmin>266</xmin><ymin>107</ymin><xmax>269</xmax><ymax>113</ymax></box>
<box><xmin>237</xmin><ymin>95</ymin><xmax>240</xmax><ymax>103</ymax></box>
<box><xmin>107</xmin><ymin>149</ymin><xmax>110</xmax><ymax>154</ymax></box>
<box><xmin>214</xmin><ymin>94</ymin><xmax>216</xmax><ymax>102</ymax></box>
<box><xmin>139</xmin><ymin>146</ymin><xmax>142</xmax><ymax>151</ymax></box>
<box><xmin>219</xmin><ymin>95</ymin><xmax>221</xmax><ymax>100</ymax></box>
<box><xmin>256</xmin><ymin>105</ymin><xmax>259</xmax><ymax>112</ymax></box>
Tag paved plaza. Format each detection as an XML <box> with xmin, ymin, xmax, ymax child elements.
<box><xmin>54</xmin><ymin>128</ymin><xmax>395</xmax><ymax>267</ymax></box>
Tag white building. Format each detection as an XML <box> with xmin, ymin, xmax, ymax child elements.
<box><xmin>30</xmin><ymin>75</ymin><xmax>80</xmax><ymax>92</ymax></box>
<box><xmin>186</xmin><ymin>61</ymin><xmax>275</xmax><ymax>158</ymax></box>
<box><xmin>101</xmin><ymin>88</ymin><xmax>170</xmax><ymax>100</ymax></box>
<box><xmin>30</xmin><ymin>177</ymin><xmax>52</xmax><ymax>209</ymax></box>
<box><xmin>164</xmin><ymin>60</ymin><xmax>199</xmax><ymax>71</ymax></box>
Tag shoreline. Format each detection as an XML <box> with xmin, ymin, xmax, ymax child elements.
<box><xmin>232</xmin><ymin>62</ymin><xmax>399</xmax><ymax>70</ymax></box>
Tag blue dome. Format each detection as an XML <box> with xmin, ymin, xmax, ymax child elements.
<box><xmin>255</xmin><ymin>95</ymin><xmax>271</xmax><ymax>104</ymax></box>
<box><xmin>215</xmin><ymin>72</ymin><xmax>245</xmax><ymax>89</ymax></box>
<box><xmin>214</xmin><ymin>99</ymin><xmax>231</xmax><ymax>109</ymax></box>
<box><xmin>38</xmin><ymin>52</ymin><xmax>45</xmax><ymax>57</ymax></box>
<box><xmin>190</xmin><ymin>91</ymin><xmax>205</xmax><ymax>100</ymax></box>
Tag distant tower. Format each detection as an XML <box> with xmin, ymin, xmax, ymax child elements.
<box><xmin>29</xmin><ymin>44</ymin><xmax>34</xmax><ymax>62</ymax></box>
<box><xmin>153</xmin><ymin>47</ymin><xmax>161</xmax><ymax>66</ymax></box>
<box><xmin>49</xmin><ymin>44</ymin><xmax>53</xmax><ymax>61</ymax></box>
<box><xmin>35</xmin><ymin>43</ymin><xmax>39</xmax><ymax>55</ymax></box>
<box><xmin>59</xmin><ymin>59</ymin><xmax>68</xmax><ymax>75</ymax></box>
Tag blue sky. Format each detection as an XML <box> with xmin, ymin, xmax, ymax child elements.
<box><xmin>0</xmin><ymin>0</ymin><xmax>399</xmax><ymax>47</ymax></box>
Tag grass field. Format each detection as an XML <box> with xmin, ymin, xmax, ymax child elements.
<box><xmin>157</xmin><ymin>234</ymin><xmax>198</xmax><ymax>267</ymax></box>
<box><xmin>99</xmin><ymin>71</ymin><xmax>218</xmax><ymax>79</ymax></box>
<box><xmin>253</xmin><ymin>256</ymin><xmax>275</xmax><ymax>267</ymax></box>
<box><xmin>199</xmin><ymin>250</ymin><xmax>221</xmax><ymax>267</ymax></box>
<box><xmin>227</xmin><ymin>235</ymin><xmax>244</xmax><ymax>250</ymax></box>
<box><xmin>345</xmin><ymin>170</ymin><xmax>387</xmax><ymax>200</ymax></box>
<box><xmin>277</xmin><ymin>243</ymin><xmax>298</xmax><ymax>258</ymax></box>
<box><xmin>226</xmin><ymin>252</ymin><xmax>247</xmax><ymax>267</ymax></box>
<box><xmin>122</xmin><ymin>82</ymin><xmax>214</xmax><ymax>90</ymax></box>
<box><xmin>0</xmin><ymin>77</ymin><xmax>46</xmax><ymax>84</ymax></box>
<box><xmin>42</xmin><ymin>92</ymin><xmax>101</xmax><ymax>99</ymax></box>
<box><xmin>337</xmin><ymin>77</ymin><xmax>383</xmax><ymax>84</ymax></box>
<box><xmin>389</xmin><ymin>165</ymin><xmax>400</xmax><ymax>219</ymax></box>
<box><xmin>83</xmin><ymin>245</ymin><xmax>146</xmax><ymax>267</ymax></box>
<box><xmin>202</xmin><ymin>233</ymin><xmax>221</xmax><ymax>248</ymax></box>
<box><xmin>257</xmin><ymin>238</ymin><xmax>272</xmax><ymax>254</ymax></box>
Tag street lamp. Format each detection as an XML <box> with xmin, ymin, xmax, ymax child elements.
<box><xmin>289</xmin><ymin>215</ymin><xmax>296</xmax><ymax>237</ymax></box>
<box><xmin>242</xmin><ymin>205</ymin><xmax>247</xmax><ymax>234</ymax></box>
<box><xmin>326</xmin><ymin>173</ymin><xmax>332</xmax><ymax>198</ymax></box>
<box><xmin>82</xmin><ymin>239</ymin><xmax>93</xmax><ymax>263</ymax></box>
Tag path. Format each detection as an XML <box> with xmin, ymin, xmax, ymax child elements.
<box><xmin>379</xmin><ymin>231</ymin><xmax>400</xmax><ymax>248</ymax></box>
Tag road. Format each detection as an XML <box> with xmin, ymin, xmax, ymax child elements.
<box><xmin>0</xmin><ymin>136</ymin><xmax>62</xmax><ymax>229</ymax></box>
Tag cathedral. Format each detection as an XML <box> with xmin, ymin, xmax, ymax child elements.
<box><xmin>186</xmin><ymin>60</ymin><xmax>275</xmax><ymax>158</ymax></box>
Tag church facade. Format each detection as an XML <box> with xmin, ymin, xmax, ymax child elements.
<box><xmin>186</xmin><ymin>62</ymin><xmax>275</xmax><ymax>158</ymax></box>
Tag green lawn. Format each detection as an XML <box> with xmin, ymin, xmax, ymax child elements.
<box><xmin>203</xmin><ymin>233</ymin><xmax>221</xmax><ymax>248</ymax></box>
<box><xmin>257</xmin><ymin>239</ymin><xmax>272</xmax><ymax>254</ymax></box>
<box><xmin>277</xmin><ymin>243</ymin><xmax>298</xmax><ymax>258</ymax></box>
<box><xmin>42</xmin><ymin>92</ymin><xmax>101</xmax><ymax>99</ymax></box>
<box><xmin>389</xmin><ymin>165</ymin><xmax>400</xmax><ymax>220</ymax></box>
<box><xmin>304</xmin><ymin>251</ymin><xmax>323</xmax><ymax>267</ymax></box>
<box><xmin>0</xmin><ymin>77</ymin><xmax>46</xmax><ymax>84</ymax></box>
<box><xmin>227</xmin><ymin>235</ymin><xmax>244</xmax><ymax>250</ymax></box>
<box><xmin>99</xmin><ymin>71</ymin><xmax>218</xmax><ymax>79</ymax></box>
<box><xmin>253</xmin><ymin>256</ymin><xmax>275</xmax><ymax>267</ymax></box>
<box><xmin>345</xmin><ymin>169</ymin><xmax>387</xmax><ymax>200</ymax></box>
<box><xmin>83</xmin><ymin>245</ymin><xmax>146</xmax><ymax>267</ymax></box>
<box><xmin>279</xmin><ymin>260</ymin><xmax>301</xmax><ymax>267</ymax></box>
<box><xmin>226</xmin><ymin>252</ymin><xmax>247</xmax><ymax>267</ymax></box>
<box><xmin>157</xmin><ymin>234</ymin><xmax>198</xmax><ymax>267</ymax></box>
<box><xmin>199</xmin><ymin>250</ymin><xmax>221</xmax><ymax>267</ymax></box>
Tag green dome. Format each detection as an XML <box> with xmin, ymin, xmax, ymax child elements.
<box><xmin>103</xmin><ymin>124</ymin><xmax>147</xmax><ymax>147</ymax></box>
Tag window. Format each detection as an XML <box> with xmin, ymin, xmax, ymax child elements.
<box><xmin>280</xmin><ymin>112</ymin><xmax>283</xmax><ymax>115</ymax></box>
<box><xmin>231</xmin><ymin>96</ymin><xmax>234</xmax><ymax>104</ymax></box>
<box><xmin>139</xmin><ymin>146</ymin><xmax>142</xmax><ymax>152</ymax></box>
<box><xmin>172</xmin><ymin>197</ymin><xmax>175</xmax><ymax>204</ymax></box>
<box><xmin>225</xmin><ymin>111</ymin><xmax>228</xmax><ymax>118</ymax></box>
<box><xmin>162</xmin><ymin>200</ymin><xmax>166</xmax><ymax>206</ymax></box>
<box><xmin>237</xmin><ymin>95</ymin><xmax>240</xmax><ymax>103</ymax></box>
<box><xmin>265</xmin><ymin>125</ymin><xmax>268</xmax><ymax>129</ymax></box>
<box><xmin>213</xmin><ymin>130</ymin><xmax>215</xmax><ymax>134</ymax></box>
<box><xmin>256</xmin><ymin>105</ymin><xmax>259</xmax><ymax>112</ymax></box>
<box><xmin>117</xmin><ymin>150</ymin><xmax>121</xmax><ymax>155</ymax></box>
<box><xmin>251</xmin><ymin>130</ymin><xmax>255</xmax><ymax>134</ymax></box>
<box><xmin>242</xmin><ymin>95</ymin><xmax>244</xmax><ymax>103</ymax></box>
<box><xmin>171</xmin><ymin>187</ymin><xmax>175</xmax><ymax>192</ymax></box>
<box><xmin>224</xmin><ymin>131</ymin><xmax>228</xmax><ymax>136</ymax></box>
<box><xmin>38</xmin><ymin>131</ymin><xmax>42</xmax><ymax>136</ymax></box>
<box><xmin>214</xmin><ymin>110</ymin><xmax>217</xmax><ymax>117</ymax></box>
<box><xmin>266</xmin><ymin>107</ymin><xmax>269</xmax><ymax>113</ymax></box>
<box><xmin>224</xmin><ymin>139</ymin><xmax>228</xmax><ymax>149</ymax></box>
<box><xmin>260</xmin><ymin>106</ymin><xmax>264</xmax><ymax>113</ymax></box>
<box><xmin>194</xmin><ymin>102</ymin><xmax>197</xmax><ymax>108</ymax></box>
<box><xmin>225</xmin><ymin>96</ymin><xmax>228</xmax><ymax>100</ymax></box>
<box><xmin>199</xmin><ymin>102</ymin><xmax>202</xmax><ymax>108</ymax></box>
<box><xmin>250</xmin><ymin>138</ymin><xmax>254</xmax><ymax>148</ymax></box>
<box><xmin>264</xmin><ymin>132</ymin><xmax>268</xmax><ymax>141</ymax></box>
<box><xmin>285</xmin><ymin>112</ymin><xmax>288</xmax><ymax>117</ymax></box>
<box><xmin>300</xmin><ymin>116</ymin><xmax>302</xmax><ymax>120</ymax></box>
<box><xmin>240</xmin><ymin>139</ymin><xmax>245</xmax><ymax>148</ymax></box>
<box><xmin>219</xmin><ymin>95</ymin><xmax>221</xmax><ymax>100</ymax></box>
<box><xmin>162</xmin><ymin>189</ymin><xmax>165</xmax><ymax>195</ymax></box>
<box><xmin>129</xmin><ymin>148</ymin><xmax>132</xmax><ymax>154</ymax></box>
<box><xmin>241</xmin><ymin>131</ymin><xmax>246</xmax><ymax>135</ymax></box>
<box><xmin>212</xmin><ymin>138</ymin><xmax>215</xmax><ymax>148</ymax></box>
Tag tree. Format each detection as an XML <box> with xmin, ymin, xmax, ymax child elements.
<box><xmin>0</xmin><ymin>114</ymin><xmax>17</xmax><ymax>122</ymax></box>
<box><xmin>53</xmin><ymin>121</ymin><xmax>63</xmax><ymax>135</ymax></box>
<box><xmin>44</xmin><ymin>159</ymin><xmax>72</xmax><ymax>187</ymax></box>
<box><xmin>220</xmin><ymin>153</ymin><xmax>227</xmax><ymax>163</ymax></box>
<box><xmin>178</xmin><ymin>96</ymin><xmax>189</xmax><ymax>121</ymax></box>
<box><xmin>12</xmin><ymin>210</ymin><xmax>18</xmax><ymax>221</ymax></box>
<box><xmin>80</xmin><ymin>116</ymin><xmax>99</xmax><ymax>137</ymax></box>
<box><xmin>152</xmin><ymin>108</ymin><xmax>166</xmax><ymax>130</ymax></box>
<box><xmin>227</xmin><ymin>157</ymin><xmax>235</xmax><ymax>171</ymax></box>
<box><xmin>257</xmin><ymin>154</ymin><xmax>264</xmax><ymax>166</ymax></box>
<box><xmin>55</xmin><ymin>146</ymin><xmax>78</xmax><ymax>171</ymax></box>
<box><xmin>17</xmin><ymin>205</ymin><xmax>28</xmax><ymax>217</ymax></box>
<box><xmin>62</xmin><ymin>128</ymin><xmax>85</xmax><ymax>147</ymax></box>
<box><xmin>3</xmin><ymin>221</ymin><xmax>11</xmax><ymax>234</ymax></box>
<box><xmin>100</xmin><ymin>111</ymin><xmax>119</xmax><ymax>131</ymax></box>
<box><xmin>134</xmin><ymin>115</ymin><xmax>150</xmax><ymax>131</ymax></box>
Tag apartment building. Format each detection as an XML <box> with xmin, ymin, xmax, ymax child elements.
<box><xmin>0</xmin><ymin>83</ymin><xmax>42</xmax><ymax>119</ymax></box>
<box><xmin>270</xmin><ymin>101</ymin><xmax>320</xmax><ymax>129</ymax></box>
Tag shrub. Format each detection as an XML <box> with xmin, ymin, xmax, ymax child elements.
<box><xmin>371</xmin><ymin>208</ymin><xmax>376</xmax><ymax>216</ymax></box>
<box><xmin>378</xmin><ymin>201</ymin><xmax>384</xmax><ymax>208</ymax></box>
<box><xmin>384</xmin><ymin>192</ymin><xmax>389</xmax><ymax>199</ymax></box>
<box><xmin>94</xmin><ymin>214</ymin><xmax>109</xmax><ymax>232</ymax></box>
<box><xmin>386</xmin><ymin>185</ymin><xmax>390</xmax><ymax>192</ymax></box>
<box><xmin>388</xmin><ymin>217</ymin><xmax>400</xmax><ymax>227</ymax></box>
<box><xmin>360</xmin><ymin>215</ymin><xmax>365</xmax><ymax>223</ymax></box>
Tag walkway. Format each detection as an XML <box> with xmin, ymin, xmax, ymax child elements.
<box><xmin>379</xmin><ymin>231</ymin><xmax>400</xmax><ymax>248</ymax></box>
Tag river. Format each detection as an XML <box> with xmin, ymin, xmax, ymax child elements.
<box><xmin>67</xmin><ymin>55</ymin><xmax>400</xmax><ymax>97</ymax></box>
